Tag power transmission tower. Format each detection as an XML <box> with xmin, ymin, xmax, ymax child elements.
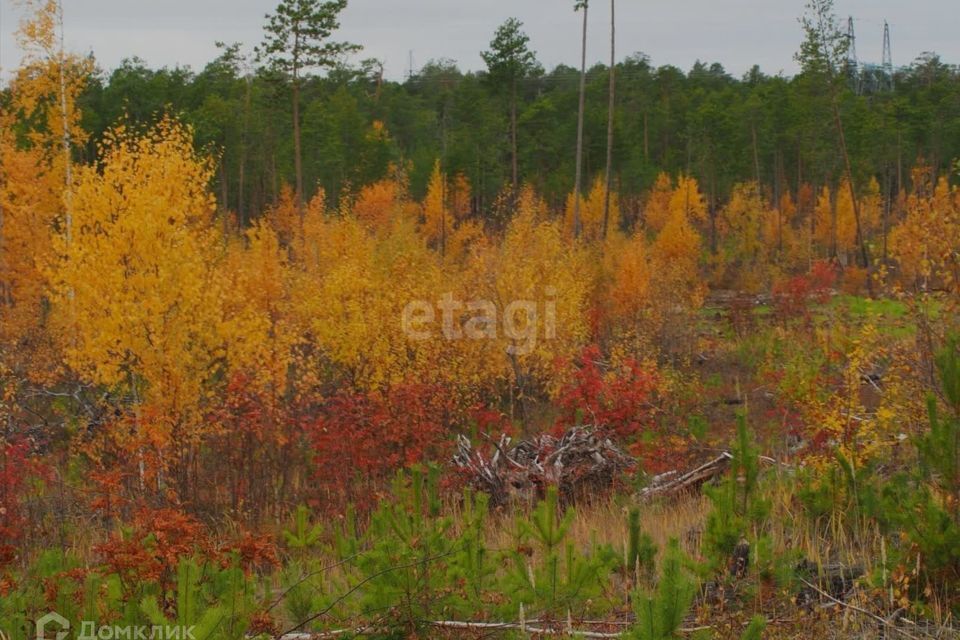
<box><xmin>882</xmin><ymin>21</ymin><xmax>894</xmax><ymax>91</ymax></box>
<box><xmin>845</xmin><ymin>16</ymin><xmax>861</xmax><ymax>94</ymax></box>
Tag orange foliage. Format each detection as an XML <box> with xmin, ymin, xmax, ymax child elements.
<box><xmin>813</xmin><ymin>185</ymin><xmax>834</xmax><ymax>254</ymax></box>
<box><xmin>96</xmin><ymin>508</ymin><xmax>209</xmax><ymax>588</ymax></box>
<box><xmin>266</xmin><ymin>183</ymin><xmax>301</xmax><ymax>245</ymax></box>
<box><xmin>351</xmin><ymin>168</ymin><xmax>417</xmax><ymax>231</ymax></box>
<box><xmin>0</xmin><ymin>0</ymin><xmax>90</xmax><ymax>380</ymax></box>
<box><xmin>642</xmin><ymin>172</ymin><xmax>673</xmax><ymax>233</ymax></box>
<box><xmin>889</xmin><ymin>166</ymin><xmax>960</xmax><ymax>291</ymax></box>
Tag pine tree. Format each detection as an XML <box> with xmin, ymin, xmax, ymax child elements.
<box><xmin>259</xmin><ymin>0</ymin><xmax>360</xmax><ymax>211</ymax></box>
<box><xmin>481</xmin><ymin>18</ymin><xmax>541</xmax><ymax>195</ymax></box>
<box><xmin>626</xmin><ymin>538</ymin><xmax>696</xmax><ymax>640</ymax></box>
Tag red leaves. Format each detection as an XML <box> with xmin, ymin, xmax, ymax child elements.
<box><xmin>0</xmin><ymin>438</ymin><xmax>45</xmax><ymax>566</ymax></box>
<box><xmin>96</xmin><ymin>506</ymin><xmax>279</xmax><ymax>592</ymax></box>
<box><xmin>557</xmin><ymin>345</ymin><xmax>659</xmax><ymax>442</ymax></box>
<box><xmin>307</xmin><ymin>383</ymin><xmax>458</xmax><ymax>507</ymax></box>
<box><xmin>772</xmin><ymin>260</ymin><xmax>837</xmax><ymax>319</ymax></box>
<box><xmin>219</xmin><ymin>532</ymin><xmax>280</xmax><ymax>573</ymax></box>
<box><xmin>96</xmin><ymin>508</ymin><xmax>209</xmax><ymax>587</ymax></box>
<box><xmin>203</xmin><ymin>371</ymin><xmax>306</xmax><ymax>516</ymax></box>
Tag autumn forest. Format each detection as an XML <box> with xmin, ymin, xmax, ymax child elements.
<box><xmin>1</xmin><ymin>0</ymin><xmax>960</xmax><ymax>638</ymax></box>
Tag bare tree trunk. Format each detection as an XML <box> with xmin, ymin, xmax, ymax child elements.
<box><xmin>572</xmin><ymin>1</ymin><xmax>589</xmax><ymax>239</ymax></box>
<box><xmin>441</xmin><ymin>102</ymin><xmax>448</xmax><ymax>257</ymax></box>
<box><xmin>238</xmin><ymin>75</ymin><xmax>251</xmax><ymax>231</ymax></box>
<box><xmin>882</xmin><ymin>166</ymin><xmax>890</xmax><ymax>265</ymax></box>
<box><xmin>751</xmin><ymin>121</ymin><xmax>761</xmax><ymax>188</ymax></box>
<box><xmin>807</xmin><ymin>2</ymin><xmax>872</xmax><ymax>287</ymax></box>
<box><xmin>643</xmin><ymin>111</ymin><xmax>649</xmax><ymax>161</ymax></box>
<box><xmin>601</xmin><ymin>0</ymin><xmax>615</xmax><ymax>239</ymax></box>
<box><xmin>896</xmin><ymin>129</ymin><xmax>903</xmax><ymax>195</ymax></box>
<box><xmin>57</xmin><ymin>1</ymin><xmax>72</xmax><ymax>244</ymax></box>
<box><xmin>511</xmin><ymin>80</ymin><xmax>518</xmax><ymax>195</ymax></box>
<box><xmin>292</xmin><ymin>78</ymin><xmax>304</xmax><ymax>215</ymax></box>
<box><xmin>220</xmin><ymin>162</ymin><xmax>229</xmax><ymax>239</ymax></box>
<box><xmin>831</xmin><ymin>97</ymin><xmax>870</xmax><ymax>283</ymax></box>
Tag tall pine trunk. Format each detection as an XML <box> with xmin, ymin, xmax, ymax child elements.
<box><xmin>238</xmin><ymin>75</ymin><xmax>251</xmax><ymax>230</ymax></box>
<box><xmin>573</xmin><ymin>2</ymin><xmax>589</xmax><ymax>238</ymax></box>
<box><xmin>292</xmin><ymin>78</ymin><xmax>304</xmax><ymax>215</ymax></box>
<box><xmin>511</xmin><ymin>79</ymin><xmax>519</xmax><ymax>194</ymax></box>
<box><xmin>602</xmin><ymin>0</ymin><xmax>615</xmax><ymax>239</ymax></box>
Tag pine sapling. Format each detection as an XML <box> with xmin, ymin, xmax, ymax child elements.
<box><xmin>626</xmin><ymin>538</ymin><xmax>696</xmax><ymax>640</ymax></box>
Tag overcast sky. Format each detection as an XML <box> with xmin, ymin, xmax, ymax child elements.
<box><xmin>1</xmin><ymin>0</ymin><xmax>956</xmax><ymax>83</ymax></box>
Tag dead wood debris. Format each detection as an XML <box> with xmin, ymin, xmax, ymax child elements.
<box><xmin>453</xmin><ymin>426</ymin><xmax>635</xmax><ymax>507</ymax></box>
<box><xmin>637</xmin><ymin>451</ymin><xmax>733</xmax><ymax>501</ymax></box>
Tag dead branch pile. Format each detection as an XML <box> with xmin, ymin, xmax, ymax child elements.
<box><xmin>453</xmin><ymin>426</ymin><xmax>636</xmax><ymax>507</ymax></box>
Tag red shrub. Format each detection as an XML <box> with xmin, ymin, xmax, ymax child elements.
<box><xmin>809</xmin><ymin>259</ymin><xmax>838</xmax><ymax>300</ymax></box>
<box><xmin>0</xmin><ymin>438</ymin><xmax>44</xmax><ymax>566</ymax></box>
<box><xmin>773</xmin><ymin>260</ymin><xmax>837</xmax><ymax>319</ymax></box>
<box><xmin>219</xmin><ymin>532</ymin><xmax>280</xmax><ymax>573</ymax></box>
<box><xmin>557</xmin><ymin>345</ymin><xmax>659</xmax><ymax>441</ymax></box>
<box><xmin>204</xmin><ymin>371</ymin><xmax>307</xmax><ymax>517</ymax></box>
<box><xmin>96</xmin><ymin>508</ymin><xmax>210</xmax><ymax>588</ymax></box>
<box><xmin>307</xmin><ymin>383</ymin><xmax>459</xmax><ymax>507</ymax></box>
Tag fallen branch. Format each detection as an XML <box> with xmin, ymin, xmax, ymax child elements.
<box><xmin>639</xmin><ymin>452</ymin><xmax>732</xmax><ymax>500</ymax></box>
<box><xmin>797</xmin><ymin>577</ymin><xmax>921</xmax><ymax>640</ymax></box>
<box><xmin>428</xmin><ymin>619</ymin><xmax>621</xmax><ymax>638</ymax></box>
<box><xmin>277</xmin><ymin>619</ymin><xmax>715</xmax><ymax>639</ymax></box>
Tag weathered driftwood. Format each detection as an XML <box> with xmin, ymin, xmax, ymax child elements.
<box><xmin>453</xmin><ymin>426</ymin><xmax>635</xmax><ymax>507</ymax></box>
<box><xmin>637</xmin><ymin>451</ymin><xmax>733</xmax><ymax>500</ymax></box>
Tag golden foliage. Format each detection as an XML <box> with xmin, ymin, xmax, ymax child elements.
<box><xmin>604</xmin><ymin>231</ymin><xmax>653</xmax><ymax>325</ymax></box>
<box><xmin>462</xmin><ymin>204</ymin><xmax>592</xmax><ymax>399</ymax></box>
<box><xmin>0</xmin><ymin>135</ymin><xmax>58</xmax><ymax>348</ymax></box>
<box><xmin>834</xmin><ymin>179</ymin><xmax>858</xmax><ymax>258</ymax></box>
<box><xmin>265</xmin><ymin>183</ymin><xmax>300</xmax><ymax>245</ymax></box>
<box><xmin>220</xmin><ymin>221</ymin><xmax>298</xmax><ymax>400</ymax></box>
<box><xmin>421</xmin><ymin>160</ymin><xmax>447</xmax><ymax>247</ymax></box>
<box><xmin>669</xmin><ymin>175</ymin><xmax>708</xmax><ymax>225</ymax></box>
<box><xmin>715</xmin><ymin>182</ymin><xmax>778</xmax><ymax>291</ymax></box>
<box><xmin>563</xmin><ymin>175</ymin><xmax>620</xmax><ymax>242</ymax></box>
<box><xmin>642</xmin><ymin>172</ymin><xmax>673</xmax><ymax>233</ymax></box>
<box><xmin>51</xmin><ymin>118</ymin><xmax>222</xmax><ymax>423</ymax></box>
<box><xmin>0</xmin><ymin>0</ymin><xmax>90</xmax><ymax>378</ymax></box>
<box><xmin>861</xmin><ymin>177</ymin><xmax>883</xmax><ymax>242</ymax></box>
<box><xmin>813</xmin><ymin>185</ymin><xmax>834</xmax><ymax>254</ymax></box>
<box><xmin>652</xmin><ymin>195</ymin><xmax>704</xmax><ymax>307</ymax></box>
<box><xmin>889</xmin><ymin>168</ymin><xmax>960</xmax><ymax>291</ymax></box>
<box><xmin>292</xmin><ymin>215</ymin><xmax>446</xmax><ymax>390</ymax></box>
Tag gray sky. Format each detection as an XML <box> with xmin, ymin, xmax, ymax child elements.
<box><xmin>1</xmin><ymin>0</ymin><xmax>956</xmax><ymax>82</ymax></box>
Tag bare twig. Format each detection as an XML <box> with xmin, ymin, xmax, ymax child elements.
<box><xmin>797</xmin><ymin>577</ymin><xmax>921</xmax><ymax>640</ymax></box>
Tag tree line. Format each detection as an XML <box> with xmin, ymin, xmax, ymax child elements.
<box><xmin>45</xmin><ymin>1</ymin><xmax>957</xmax><ymax>231</ymax></box>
